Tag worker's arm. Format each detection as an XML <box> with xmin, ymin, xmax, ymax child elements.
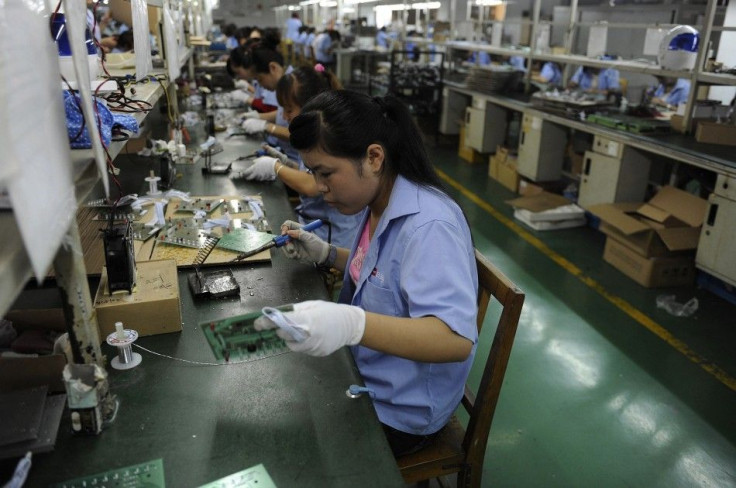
<box><xmin>275</xmin><ymin>163</ymin><xmax>320</xmax><ymax>196</ymax></box>
<box><xmin>361</xmin><ymin>313</ymin><xmax>473</xmax><ymax>362</ymax></box>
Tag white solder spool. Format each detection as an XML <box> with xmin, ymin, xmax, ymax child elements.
<box><xmin>145</xmin><ymin>170</ymin><xmax>161</xmax><ymax>196</ymax></box>
<box><xmin>106</xmin><ymin>322</ymin><xmax>142</xmax><ymax>370</ymax></box>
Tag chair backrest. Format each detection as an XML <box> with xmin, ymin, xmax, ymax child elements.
<box><xmin>461</xmin><ymin>250</ymin><xmax>525</xmax><ymax>472</ymax></box>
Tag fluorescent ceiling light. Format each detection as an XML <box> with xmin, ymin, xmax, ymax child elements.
<box><xmin>474</xmin><ymin>0</ymin><xmax>504</xmax><ymax>5</ymax></box>
<box><xmin>320</xmin><ymin>1</ymin><xmax>337</xmax><ymax>6</ymax></box>
<box><xmin>376</xmin><ymin>2</ymin><xmax>439</xmax><ymax>10</ymax></box>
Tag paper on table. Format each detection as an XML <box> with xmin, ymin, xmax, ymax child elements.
<box><xmin>0</xmin><ymin>0</ymin><xmax>76</xmax><ymax>281</ymax></box>
<box><xmin>163</xmin><ymin>1</ymin><xmax>180</xmax><ymax>82</ymax></box>
<box><xmin>131</xmin><ymin>0</ymin><xmax>153</xmax><ymax>81</ymax></box>
<box><xmin>64</xmin><ymin>0</ymin><xmax>110</xmax><ymax>197</ymax></box>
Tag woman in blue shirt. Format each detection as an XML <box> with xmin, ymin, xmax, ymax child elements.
<box><xmin>239</xmin><ymin>66</ymin><xmax>361</xmax><ymax>247</ymax></box>
<box><xmin>256</xmin><ymin>91</ymin><xmax>479</xmax><ymax>457</ymax></box>
<box><xmin>651</xmin><ymin>76</ymin><xmax>691</xmax><ymax>108</ymax></box>
<box><xmin>569</xmin><ymin>65</ymin><xmax>620</xmax><ymax>92</ymax></box>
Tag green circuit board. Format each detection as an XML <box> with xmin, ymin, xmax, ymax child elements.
<box><xmin>201</xmin><ymin>307</ymin><xmax>293</xmax><ymax>363</ymax></box>
<box><xmin>198</xmin><ymin>464</ymin><xmax>277</xmax><ymax>488</ymax></box>
<box><xmin>51</xmin><ymin>459</ymin><xmax>165</xmax><ymax>488</ymax></box>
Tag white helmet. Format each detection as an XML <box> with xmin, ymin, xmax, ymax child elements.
<box><xmin>658</xmin><ymin>25</ymin><xmax>699</xmax><ymax>71</ymax></box>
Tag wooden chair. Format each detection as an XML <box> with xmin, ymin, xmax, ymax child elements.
<box><xmin>397</xmin><ymin>249</ymin><xmax>525</xmax><ymax>488</ymax></box>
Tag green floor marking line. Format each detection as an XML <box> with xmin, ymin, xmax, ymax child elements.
<box><xmin>437</xmin><ymin>168</ymin><xmax>736</xmax><ymax>392</ymax></box>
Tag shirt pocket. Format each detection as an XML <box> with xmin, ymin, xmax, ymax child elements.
<box><xmin>360</xmin><ymin>279</ymin><xmax>398</xmax><ymax>316</ymax></box>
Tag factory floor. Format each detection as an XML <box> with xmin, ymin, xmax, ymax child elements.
<box><xmin>414</xmin><ymin>141</ymin><xmax>736</xmax><ymax>487</ymax></box>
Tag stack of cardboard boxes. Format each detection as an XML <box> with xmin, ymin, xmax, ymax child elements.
<box><xmin>488</xmin><ymin>145</ymin><xmax>520</xmax><ymax>192</ymax></box>
<box><xmin>588</xmin><ymin>186</ymin><xmax>708</xmax><ymax>288</ymax></box>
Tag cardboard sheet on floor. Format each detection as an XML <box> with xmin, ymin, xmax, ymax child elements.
<box><xmin>506</xmin><ymin>191</ymin><xmax>573</xmax><ymax>213</ymax></box>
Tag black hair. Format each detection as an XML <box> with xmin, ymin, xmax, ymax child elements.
<box><xmin>116</xmin><ymin>30</ymin><xmax>134</xmax><ymax>52</ymax></box>
<box><xmin>228</xmin><ymin>40</ymin><xmax>283</xmax><ymax>74</ymax></box>
<box><xmin>262</xmin><ymin>27</ymin><xmax>282</xmax><ymax>49</ymax></box>
<box><xmin>223</xmin><ymin>23</ymin><xmax>237</xmax><ymax>37</ymax></box>
<box><xmin>289</xmin><ymin>90</ymin><xmax>445</xmax><ymax>192</ymax></box>
<box><xmin>235</xmin><ymin>26</ymin><xmax>252</xmax><ymax>42</ymax></box>
<box><xmin>276</xmin><ymin>66</ymin><xmax>342</xmax><ymax>108</ymax></box>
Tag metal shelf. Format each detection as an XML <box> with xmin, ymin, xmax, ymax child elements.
<box><xmin>0</xmin><ymin>72</ymin><xmax>167</xmax><ymax>317</ymax></box>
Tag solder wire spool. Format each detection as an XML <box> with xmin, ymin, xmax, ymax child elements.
<box><xmin>145</xmin><ymin>170</ymin><xmax>161</xmax><ymax>196</ymax></box>
<box><xmin>106</xmin><ymin>322</ymin><xmax>143</xmax><ymax>370</ymax></box>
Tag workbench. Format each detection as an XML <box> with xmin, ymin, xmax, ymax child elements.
<box><xmin>0</xmin><ymin>119</ymin><xmax>403</xmax><ymax>487</ymax></box>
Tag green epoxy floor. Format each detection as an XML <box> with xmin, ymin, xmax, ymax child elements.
<box><xmin>428</xmin><ymin>143</ymin><xmax>736</xmax><ymax>487</ymax></box>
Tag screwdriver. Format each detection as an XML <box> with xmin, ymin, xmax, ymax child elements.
<box><xmin>231</xmin><ymin>219</ymin><xmax>324</xmax><ymax>262</ymax></box>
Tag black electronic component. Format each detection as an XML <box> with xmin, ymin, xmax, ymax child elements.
<box><xmin>103</xmin><ymin>221</ymin><xmax>136</xmax><ymax>295</ymax></box>
<box><xmin>159</xmin><ymin>153</ymin><xmax>176</xmax><ymax>189</ymax></box>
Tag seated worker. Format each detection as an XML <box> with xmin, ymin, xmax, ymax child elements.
<box><xmin>467</xmin><ymin>50</ymin><xmax>491</xmax><ymax>66</ymax></box>
<box><xmin>376</xmin><ymin>26</ymin><xmax>390</xmax><ymax>49</ymax></box>
<box><xmin>568</xmin><ymin>64</ymin><xmax>620</xmax><ymax>93</ymax></box>
<box><xmin>312</xmin><ymin>29</ymin><xmax>340</xmax><ymax>72</ymax></box>
<box><xmin>238</xmin><ymin>65</ymin><xmax>361</xmax><ymax>247</ymax></box>
<box><xmin>532</xmin><ymin>61</ymin><xmax>562</xmax><ymax>87</ymax></box>
<box><xmin>649</xmin><ymin>76</ymin><xmax>691</xmax><ymax>109</ymax></box>
<box><xmin>509</xmin><ymin>55</ymin><xmax>527</xmax><ymax>72</ymax></box>
<box><xmin>227</xmin><ymin>44</ymin><xmax>279</xmax><ymax>113</ymax></box>
<box><xmin>255</xmin><ymin>90</ymin><xmax>478</xmax><ymax>457</ymax></box>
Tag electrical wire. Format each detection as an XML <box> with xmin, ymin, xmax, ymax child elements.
<box><xmin>133</xmin><ymin>343</ymin><xmax>291</xmax><ymax>366</ymax></box>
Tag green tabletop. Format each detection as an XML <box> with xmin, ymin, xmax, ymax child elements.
<box><xmin>1</xmin><ymin>128</ymin><xmax>403</xmax><ymax>487</ymax></box>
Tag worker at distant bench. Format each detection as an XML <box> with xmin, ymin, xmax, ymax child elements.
<box><xmin>568</xmin><ymin>58</ymin><xmax>620</xmax><ymax>93</ymax></box>
<box><xmin>649</xmin><ymin>76</ymin><xmax>691</xmax><ymax>109</ymax></box>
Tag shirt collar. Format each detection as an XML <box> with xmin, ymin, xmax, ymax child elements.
<box><xmin>372</xmin><ymin>175</ymin><xmax>420</xmax><ymax>240</ymax></box>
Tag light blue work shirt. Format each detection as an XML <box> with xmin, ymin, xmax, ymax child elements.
<box><xmin>570</xmin><ymin>66</ymin><xmax>620</xmax><ymax>91</ymax></box>
<box><xmin>653</xmin><ymin>78</ymin><xmax>691</xmax><ymax>106</ymax></box>
<box><xmin>286</xmin><ymin>17</ymin><xmax>302</xmax><ymax>42</ymax></box>
<box><xmin>539</xmin><ymin>62</ymin><xmax>562</xmax><ymax>86</ymax></box>
<box><xmin>314</xmin><ymin>33</ymin><xmax>333</xmax><ymax>64</ymax></box>
<box><xmin>265</xmin><ymin>66</ymin><xmax>295</xmax><ymax>154</ymax></box>
<box><xmin>509</xmin><ymin>55</ymin><xmax>526</xmax><ymax>72</ymax></box>
<box><xmin>469</xmin><ymin>51</ymin><xmax>491</xmax><ymax>66</ymax></box>
<box><xmin>338</xmin><ymin>176</ymin><xmax>478</xmax><ymax>435</ymax></box>
<box><xmin>376</xmin><ymin>30</ymin><xmax>390</xmax><ymax>48</ymax></box>
<box><xmin>305</xmin><ymin>33</ymin><xmax>316</xmax><ymax>57</ymax></box>
<box><xmin>293</xmin><ymin>155</ymin><xmax>361</xmax><ymax>246</ymax></box>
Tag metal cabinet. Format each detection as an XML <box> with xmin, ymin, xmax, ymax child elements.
<box><xmin>464</xmin><ymin>97</ymin><xmax>507</xmax><ymax>153</ymax></box>
<box><xmin>696</xmin><ymin>175</ymin><xmax>736</xmax><ymax>286</ymax></box>
<box><xmin>517</xmin><ymin>113</ymin><xmax>566</xmax><ymax>181</ymax></box>
<box><xmin>578</xmin><ymin>136</ymin><xmax>651</xmax><ymax>209</ymax></box>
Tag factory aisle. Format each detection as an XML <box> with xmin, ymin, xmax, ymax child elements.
<box><xmin>426</xmin><ymin>144</ymin><xmax>736</xmax><ymax>487</ymax></box>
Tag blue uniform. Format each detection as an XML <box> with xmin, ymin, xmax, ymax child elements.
<box><xmin>313</xmin><ymin>33</ymin><xmax>334</xmax><ymax>64</ymax></box>
<box><xmin>265</xmin><ymin>66</ymin><xmax>296</xmax><ymax>157</ymax></box>
<box><xmin>509</xmin><ymin>55</ymin><xmax>526</xmax><ymax>72</ymax></box>
<box><xmin>539</xmin><ymin>62</ymin><xmax>562</xmax><ymax>86</ymax></box>
<box><xmin>338</xmin><ymin>176</ymin><xmax>478</xmax><ymax>435</ymax></box>
<box><xmin>286</xmin><ymin>17</ymin><xmax>302</xmax><ymax>42</ymax></box>
<box><xmin>376</xmin><ymin>30</ymin><xmax>390</xmax><ymax>48</ymax></box>
<box><xmin>304</xmin><ymin>33</ymin><xmax>316</xmax><ymax>58</ymax></box>
<box><xmin>469</xmin><ymin>51</ymin><xmax>491</xmax><ymax>66</ymax></box>
<box><xmin>570</xmin><ymin>66</ymin><xmax>620</xmax><ymax>91</ymax></box>
<box><xmin>653</xmin><ymin>79</ymin><xmax>691</xmax><ymax>106</ymax></box>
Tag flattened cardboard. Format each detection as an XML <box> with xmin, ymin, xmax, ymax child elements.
<box><xmin>506</xmin><ymin>191</ymin><xmax>571</xmax><ymax>213</ymax></box>
<box><xmin>588</xmin><ymin>203</ymin><xmax>649</xmax><ymax>235</ymax></box>
<box><xmin>0</xmin><ymin>355</ymin><xmax>66</xmax><ymax>393</ymax></box>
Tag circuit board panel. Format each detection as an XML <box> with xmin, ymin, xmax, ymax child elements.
<box><xmin>201</xmin><ymin>308</ymin><xmax>293</xmax><ymax>363</ymax></box>
<box><xmin>51</xmin><ymin>459</ymin><xmax>165</xmax><ymax>488</ymax></box>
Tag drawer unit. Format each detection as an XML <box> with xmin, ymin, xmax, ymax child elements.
<box><xmin>713</xmin><ymin>174</ymin><xmax>736</xmax><ymax>200</ymax></box>
<box><xmin>464</xmin><ymin>99</ymin><xmax>507</xmax><ymax>153</ymax></box>
<box><xmin>577</xmin><ymin>148</ymin><xmax>651</xmax><ymax>209</ymax></box>
<box><xmin>696</xmin><ymin>193</ymin><xmax>736</xmax><ymax>287</ymax></box>
<box><xmin>517</xmin><ymin>113</ymin><xmax>566</xmax><ymax>181</ymax></box>
<box><xmin>592</xmin><ymin>134</ymin><xmax>624</xmax><ymax>159</ymax></box>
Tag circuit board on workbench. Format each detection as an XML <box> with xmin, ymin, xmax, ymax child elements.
<box><xmin>200</xmin><ymin>307</ymin><xmax>293</xmax><ymax>363</ymax></box>
<box><xmin>51</xmin><ymin>459</ymin><xmax>165</xmax><ymax>488</ymax></box>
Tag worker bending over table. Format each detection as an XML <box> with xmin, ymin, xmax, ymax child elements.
<box><xmin>255</xmin><ymin>91</ymin><xmax>479</xmax><ymax>457</ymax></box>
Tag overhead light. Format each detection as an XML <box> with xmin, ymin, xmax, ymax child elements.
<box><xmin>320</xmin><ymin>1</ymin><xmax>337</xmax><ymax>6</ymax></box>
<box><xmin>474</xmin><ymin>0</ymin><xmax>504</xmax><ymax>5</ymax></box>
<box><xmin>412</xmin><ymin>2</ymin><xmax>440</xmax><ymax>8</ymax></box>
<box><xmin>299</xmin><ymin>0</ymin><xmax>319</xmax><ymax>5</ymax></box>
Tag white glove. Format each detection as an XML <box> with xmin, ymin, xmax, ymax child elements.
<box><xmin>240</xmin><ymin>109</ymin><xmax>260</xmax><ymax>120</ymax></box>
<box><xmin>280</xmin><ymin>220</ymin><xmax>330</xmax><ymax>264</ymax></box>
<box><xmin>254</xmin><ymin>300</ymin><xmax>366</xmax><ymax>356</ymax></box>
<box><xmin>241</xmin><ymin>118</ymin><xmax>268</xmax><ymax>134</ymax></box>
<box><xmin>234</xmin><ymin>79</ymin><xmax>252</xmax><ymax>91</ymax></box>
<box><xmin>230</xmin><ymin>89</ymin><xmax>253</xmax><ymax>105</ymax></box>
<box><xmin>241</xmin><ymin>156</ymin><xmax>278</xmax><ymax>181</ymax></box>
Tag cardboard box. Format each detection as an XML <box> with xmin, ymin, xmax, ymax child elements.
<box><xmin>695</xmin><ymin>121</ymin><xmax>736</xmax><ymax>146</ymax></box>
<box><xmin>603</xmin><ymin>237</ymin><xmax>695</xmax><ymax>288</ymax></box>
<box><xmin>94</xmin><ymin>259</ymin><xmax>182</xmax><ymax>341</ymax></box>
<box><xmin>588</xmin><ymin>186</ymin><xmax>707</xmax><ymax>258</ymax></box>
<box><xmin>669</xmin><ymin>115</ymin><xmax>711</xmax><ymax>134</ymax></box>
<box><xmin>458</xmin><ymin>125</ymin><xmax>486</xmax><ymax>164</ymax></box>
<box><xmin>488</xmin><ymin>146</ymin><xmax>520</xmax><ymax>192</ymax></box>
